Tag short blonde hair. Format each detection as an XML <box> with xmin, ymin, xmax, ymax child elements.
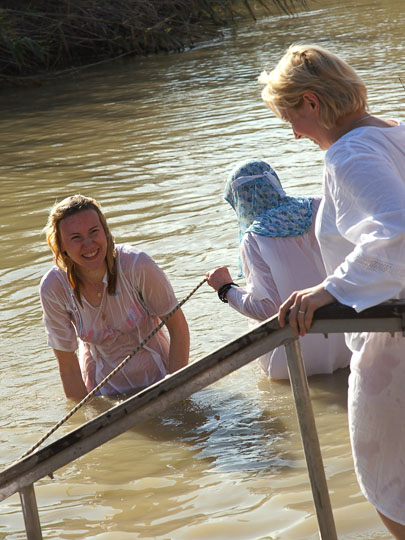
<box><xmin>259</xmin><ymin>44</ymin><xmax>368</xmax><ymax>128</ymax></box>
<box><xmin>45</xmin><ymin>194</ymin><xmax>117</xmax><ymax>304</ymax></box>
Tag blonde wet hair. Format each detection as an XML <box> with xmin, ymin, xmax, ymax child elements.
<box><xmin>45</xmin><ymin>194</ymin><xmax>117</xmax><ymax>304</ymax></box>
<box><xmin>259</xmin><ymin>43</ymin><xmax>368</xmax><ymax>129</ymax></box>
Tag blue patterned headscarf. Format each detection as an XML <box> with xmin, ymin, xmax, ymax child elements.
<box><xmin>224</xmin><ymin>159</ymin><xmax>313</xmax><ymax>271</ymax></box>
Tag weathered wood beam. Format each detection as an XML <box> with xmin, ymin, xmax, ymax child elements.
<box><xmin>285</xmin><ymin>339</ymin><xmax>337</xmax><ymax>540</ymax></box>
<box><xmin>19</xmin><ymin>484</ymin><xmax>43</xmax><ymax>540</ymax></box>
<box><xmin>0</xmin><ymin>318</ymin><xmax>293</xmax><ymax>500</ymax></box>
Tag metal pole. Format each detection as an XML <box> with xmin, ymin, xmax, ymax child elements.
<box><xmin>284</xmin><ymin>338</ymin><xmax>338</xmax><ymax>540</ymax></box>
<box><xmin>19</xmin><ymin>484</ymin><xmax>43</xmax><ymax>540</ymax></box>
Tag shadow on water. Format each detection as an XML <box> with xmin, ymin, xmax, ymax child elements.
<box><xmin>257</xmin><ymin>365</ymin><xmax>349</xmax><ymax>410</ymax></box>
<box><xmin>61</xmin><ymin>363</ymin><xmax>350</xmax><ymax>482</ymax></box>
<box><xmin>47</xmin><ymin>367</ymin><xmax>352</xmax><ymax>539</ymax></box>
<box><xmin>79</xmin><ymin>384</ymin><xmax>290</xmax><ymax>476</ymax></box>
<box><xmin>307</xmin><ymin>366</ymin><xmax>350</xmax><ymax>411</ymax></box>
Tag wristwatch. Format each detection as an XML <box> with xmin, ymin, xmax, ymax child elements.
<box><xmin>217</xmin><ymin>282</ymin><xmax>238</xmax><ymax>303</ymax></box>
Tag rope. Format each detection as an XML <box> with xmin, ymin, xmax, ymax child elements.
<box><xmin>16</xmin><ymin>277</ymin><xmax>207</xmax><ymax>463</ymax></box>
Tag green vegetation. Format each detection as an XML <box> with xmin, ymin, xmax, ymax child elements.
<box><xmin>0</xmin><ymin>0</ymin><xmax>306</xmax><ymax>84</ymax></box>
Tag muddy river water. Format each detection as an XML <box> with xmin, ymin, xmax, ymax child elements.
<box><xmin>0</xmin><ymin>0</ymin><xmax>404</xmax><ymax>538</ymax></box>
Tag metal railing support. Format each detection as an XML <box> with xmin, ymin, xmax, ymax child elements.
<box><xmin>19</xmin><ymin>484</ymin><xmax>43</xmax><ymax>540</ymax></box>
<box><xmin>284</xmin><ymin>338</ymin><xmax>338</xmax><ymax>540</ymax></box>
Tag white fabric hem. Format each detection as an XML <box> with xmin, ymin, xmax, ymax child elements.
<box><xmin>358</xmin><ymin>484</ymin><xmax>405</xmax><ymax>527</ymax></box>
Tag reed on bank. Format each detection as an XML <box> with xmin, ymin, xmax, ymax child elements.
<box><xmin>0</xmin><ymin>0</ymin><xmax>306</xmax><ymax>84</ymax></box>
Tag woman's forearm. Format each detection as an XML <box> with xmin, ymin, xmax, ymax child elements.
<box><xmin>165</xmin><ymin>308</ymin><xmax>190</xmax><ymax>373</ymax></box>
<box><xmin>53</xmin><ymin>349</ymin><xmax>88</xmax><ymax>400</ymax></box>
<box><xmin>206</xmin><ymin>265</ymin><xmax>280</xmax><ymax>321</ymax></box>
<box><xmin>227</xmin><ymin>287</ymin><xmax>279</xmax><ymax>321</ymax></box>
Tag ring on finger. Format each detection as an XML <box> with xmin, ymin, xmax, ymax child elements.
<box><xmin>298</xmin><ymin>310</ymin><xmax>305</xmax><ymax>314</ymax></box>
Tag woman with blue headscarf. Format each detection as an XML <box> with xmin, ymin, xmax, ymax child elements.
<box><xmin>206</xmin><ymin>159</ymin><xmax>350</xmax><ymax>379</ymax></box>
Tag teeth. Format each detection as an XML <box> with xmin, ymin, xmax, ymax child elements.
<box><xmin>83</xmin><ymin>250</ymin><xmax>98</xmax><ymax>258</ymax></box>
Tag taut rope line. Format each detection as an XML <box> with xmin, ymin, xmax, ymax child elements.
<box><xmin>16</xmin><ymin>277</ymin><xmax>207</xmax><ymax>463</ymax></box>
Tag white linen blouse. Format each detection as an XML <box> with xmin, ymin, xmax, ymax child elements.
<box><xmin>318</xmin><ymin>122</ymin><xmax>405</xmax><ymax>310</ymax></box>
<box><xmin>316</xmin><ymin>121</ymin><xmax>405</xmax><ymax>525</ymax></box>
<box><xmin>40</xmin><ymin>244</ymin><xmax>178</xmax><ymax>395</ymax></box>
<box><xmin>227</xmin><ymin>197</ymin><xmax>351</xmax><ymax>379</ymax></box>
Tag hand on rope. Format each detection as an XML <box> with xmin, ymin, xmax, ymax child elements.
<box><xmin>14</xmin><ymin>277</ymin><xmax>208</xmax><ymax>464</ymax></box>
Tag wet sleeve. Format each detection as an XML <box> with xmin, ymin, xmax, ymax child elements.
<box><xmin>130</xmin><ymin>251</ymin><xmax>178</xmax><ymax>318</ymax></box>
<box><xmin>227</xmin><ymin>234</ymin><xmax>281</xmax><ymax>321</ymax></box>
<box><xmin>324</xmin><ymin>147</ymin><xmax>405</xmax><ymax>311</ymax></box>
<box><xmin>39</xmin><ymin>272</ymin><xmax>78</xmax><ymax>352</ymax></box>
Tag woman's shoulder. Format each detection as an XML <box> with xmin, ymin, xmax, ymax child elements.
<box><xmin>311</xmin><ymin>195</ymin><xmax>322</xmax><ymax>205</ymax></box>
<box><xmin>311</xmin><ymin>196</ymin><xmax>322</xmax><ymax>214</ymax></box>
<box><xmin>328</xmin><ymin>119</ymin><xmax>405</xmax><ymax>157</ymax></box>
<box><xmin>115</xmin><ymin>243</ymin><xmax>156</xmax><ymax>273</ymax></box>
<box><xmin>116</xmin><ymin>243</ymin><xmax>152</xmax><ymax>260</ymax></box>
<box><xmin>325</xmin><ymin>120</ymin><xmax>405</xmax><ymax>183</ymax></box>
<box><xmin>40</xmin><ymin>266</ymin><xmax>69</xmax><ymax>297</ymax></box>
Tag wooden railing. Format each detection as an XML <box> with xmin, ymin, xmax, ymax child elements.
<box><xmin>1</xmin><ymin>300</ymin><xmax>405</xmax><ymax>540</ymax></box>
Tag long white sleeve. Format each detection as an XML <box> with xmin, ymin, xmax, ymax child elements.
<box><xmin>318</xmin><ymin>125</ymin><xmax>405</xmax><ymax>311</ymax></box>
<box><xmin>227</xmin><ymin>233</ymin><xmax>281</xmax><ymax>321</ymax></box>
<box><xmin>225</xmin><ymin>203</ymin><xmax>350</xmax><ymax>379</ymax></box>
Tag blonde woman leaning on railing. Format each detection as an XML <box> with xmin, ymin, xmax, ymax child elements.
<box><xmin>261</xmin><ymin>43</ymin><xmax>405</xmax><ymax>539</ymax></box>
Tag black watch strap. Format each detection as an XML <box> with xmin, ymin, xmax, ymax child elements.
<box><xmin>218</xmin><ymin>282</ymin><xmax>238</xmax><ymax>303</ymax></box>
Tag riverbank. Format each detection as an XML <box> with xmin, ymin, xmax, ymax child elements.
<box><xmin>0</xmin><ymin>0</ymin><xmax>305</xmax><ymax>86</ymax></box>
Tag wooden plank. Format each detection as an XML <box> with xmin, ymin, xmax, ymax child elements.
<box><xmin>0</xmin><ymin>320</ymin><xmax>293</xmax><ymax>500</ymax></box>
<box><xmin>19</xmin><ymin>484</ymin><xmax>43</xmax><ymax>540</ymax></box>
<box><xmin>285</xmin><ymin>339</ymin><xmax>337</xmax><ymax>540</ymax></box>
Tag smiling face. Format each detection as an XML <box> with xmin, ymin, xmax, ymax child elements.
<box><xmin>59</xmin><ymin>209</ymin><xmax>108</xmax><ymax>277</ymax></box>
